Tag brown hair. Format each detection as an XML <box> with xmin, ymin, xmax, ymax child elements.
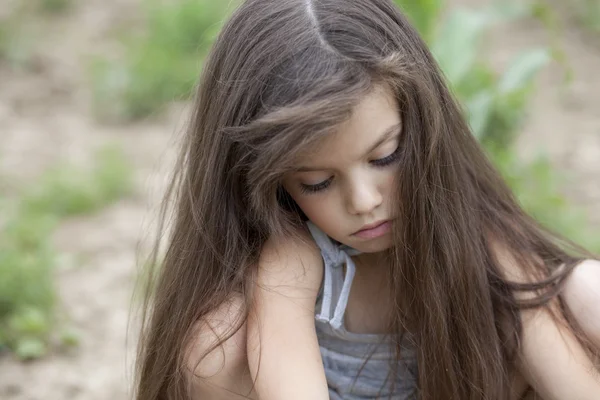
<box><xmin>133</xmin><ymin>0</ymin><xmax>597</xmax><ymax>399</ymax></box>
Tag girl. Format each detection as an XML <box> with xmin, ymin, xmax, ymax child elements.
<box><xmin>134</xmin><ymin>0</ymin><xmax>600</xmax><ymax>399</ymax></box>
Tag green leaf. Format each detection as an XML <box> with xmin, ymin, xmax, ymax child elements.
<box><xmin>488</xmin><ymin>0</ymin><xmax>532</xmax><ymax>21</ymax></box>
<box><xmin>466</xmin><ymin>91</ymin><xmax>495</xmax><ymax>139</ymax></box>
<box><xmin>8</xmin><ymin>307</ymin><xmax>50</xmax><ymax>336</ymax></box>
<box><xmin>432</xmin><ymin>9</ymin><xmax>494</xmax><ymax>85</ymax></box>
<box><xmin>38</xmin><ymin>0</ymin><xmax>72</xmax><ymax>14</ymax></box>
<box><xmin>394</xmin><ymin>0</ymin><xmax>444</xmax><ymax>42</ymax></box>
<box><xmin>498</xmin><ymin>48</ymin><xmax>551</xmax><ymax>94</ymax></box>
<box><xmin>60</xmin><ymin>327</ymin><xmax>81</xmax><ymax>348</ymax></box>
<box><xmin>15</xmin><ymin>337</ymin><xmax>47</xmax><ymax>360</ymax></box>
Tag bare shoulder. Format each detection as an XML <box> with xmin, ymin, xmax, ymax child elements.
<box><xmin>182</xmin><ymin>227</ymin><xmax>324</xmax><ymax>399</ymax></box>
<box><xmin>185</xmin><ymin>293</ymin><xmax>258</xmax><ymax>399</ymax></box>
<box><xmin>564</xmin><ymin>259</ymin><xmax>600</xmax><ymax>297</ymax></box>
<box><xmin>487</xmin><ymin>236</ymin><xmax>548</xmax><ymax>287</ymax></box>
<box><xmin>562</xmin><ymin>259</ymin><xmax>600</xmax><ymax>344</ymax></box>
<box><xmin>257</xmin><ymin>224</ymin><xmax>324</xmax><ymax>300</ymax></box>
<box><xmin>566</xmin><ymin>259</ymin><xmax>600</xmax><ymax>283</ymax></box>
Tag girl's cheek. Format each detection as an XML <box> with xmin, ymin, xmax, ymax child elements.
<box><xmin>298</xmin><ymin>196</ymin><xmax>333</xmax><ymax>221</ymax></box>
<box><xmin>384</xmin><ymin>170</ymin><xmax>399</xmax><ymax>192</ymax></box>
<box><xmin>295</xmin><ymin>197</ymin><xmax>319</xmax><ymax>216</ymax></box>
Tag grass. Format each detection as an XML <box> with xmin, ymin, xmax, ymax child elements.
<box><xmin>21</xmin><ymin>145</ymin><xmax>133</xmax><ymax>217</ymax></box>
<box><xmin>0</xmin><ymin>143</ymin><xmax>134</xmax><ymax>360</ymax></box>
<box><xmin>90</xmin><ymin>0</ymin><xmax>237</xmax><ymax>122</ymax></box>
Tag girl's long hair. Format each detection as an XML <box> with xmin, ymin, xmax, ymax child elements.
<box><xmin>134</xmin><ymin>0</ymin><xmax>598</xmax><ymax>399</ymax></box>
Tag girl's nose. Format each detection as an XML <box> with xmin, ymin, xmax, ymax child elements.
<box><xmin>346</xmin><ymin>181</ymin><xmax>382</xmax><ymax>215</ymax></box>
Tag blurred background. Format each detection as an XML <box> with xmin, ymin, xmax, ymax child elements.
<box><xmin>0</xmin><ymin>0</ymin><xmax>598</xmax><ymax>399</ymax></box>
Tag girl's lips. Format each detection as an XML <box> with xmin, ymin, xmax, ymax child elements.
<box><xmin>353</xmin><ymin>220</ymin><xmax>392</xmax><ymax>239</ymax></box>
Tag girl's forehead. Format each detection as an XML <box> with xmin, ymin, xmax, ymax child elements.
<box><xmin>295</xmin><ymin>86</ymin><xmax>402</xmax><ymax>168</ymax></box>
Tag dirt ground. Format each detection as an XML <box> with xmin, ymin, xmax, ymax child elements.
<box><xmin>0</xmin><ymin>1</ymin><xmax>598</xmax><ymax>399</ymax></box>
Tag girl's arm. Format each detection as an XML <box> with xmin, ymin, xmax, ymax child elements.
<box><xmin>517</xmin><ymin>300</ymin><xmax>600</xmax><ymax>400</ymax></box>
<box><xmin>246</xmin><ymin>231</ymin><xmax>330</xmax><ymax>400</ymax></box>
<box><xmin>496</xmin><ymin>246</ymin><xmax>600</xmax><ymax>400</ymax></box>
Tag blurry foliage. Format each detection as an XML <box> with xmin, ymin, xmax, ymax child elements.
<box><xmin>0</xmin><ymin>0</ymin><xmax>72</xmax><ymax>70</ymax></box>
<box><xmin>0</xmin><ymin>21</ymin><xmax>7</xmax><ymax>58</ymax></box>
<box><xmin>0</xmin><ymin>10</ymin><xmax>33</xmax><ymax>68</ymax></box>
<box><xmin>576</xmin><ymin>0</ymin><xmax>600</xmax><ymax>33</ymax></box>
<box><xmin>90</xmin><ymin>0</ymin><xmax>237</xmax><ymax>122</ymax></box>
<box><xmin>493</xmin><ymin>151</ymin><xmax>600</xmax><ymax>251</ymax></box>
<box><xmin>0</xmin><ymin>144</ymin><xmax>133</xmax><ymax>360</ymax></box>
<box><xmin>396</xmin><ymin>0</ymin><xmax>443</xmax><ymax>43</ymax></box>
<box><xmin>528</xmin><ymin>1</ymin><xmax>575</xmax><ymax>85</ymax></box>
<box><xmin>22</xmin><ymin>145</ymin><xmax>133</xmax><ymax>217</ymax></box>
<box><xmin>395</xmin><ymin>0</ymin><xmax>600</xmax><ymax>252</ymax></box>
<box><xmin>37</xmin><ymin>0</ymin><xmax>73</xmax><ymax>14</ymax></box>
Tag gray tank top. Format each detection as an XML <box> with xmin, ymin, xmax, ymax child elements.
<box><xmin>306</xmin><ymin>221</ymin><xmax>419</xmax><ymax>400</ymax></box>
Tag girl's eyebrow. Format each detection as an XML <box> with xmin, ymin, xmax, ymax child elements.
<box><xmin>296</xmin><ymin>122</ymin><xmax>402</xmax><ymax>172</ymax></box>
<box><xmin>364</xmin><ymin>122</ymin><xmax>402</xmax><ymax>156</ymax></box>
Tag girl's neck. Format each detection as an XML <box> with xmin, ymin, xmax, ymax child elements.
<box><xmin>351</xmin><ymin>251</ymin><xmax>390</xmax><ymax>280</ymax></box>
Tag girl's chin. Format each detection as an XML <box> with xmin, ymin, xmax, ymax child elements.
<box><xmin>347</xmin><ymin>237</ymin><xmax>394</xmax><ymax>254</ymax></box>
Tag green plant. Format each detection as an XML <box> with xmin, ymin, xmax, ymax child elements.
<box><xmin>0</xmin><ymin>22</ymin><xmax>7</xmax><ymax>59</ymax></box>
<box><xmin>0</xmin><ymin>12</ymin><xmax>29</xmax><ymax>67</ymax></box>
<box><xmin>21</xmin><ymin>145</ymin><xmax>133</xmax><ymax>217</ymax></box>
<box><xmin>394</xmin><ymin>0</ymin><xmax>444</xmax><ymax>43</ymax></box>
<box><xmin>395</xmin><ymin>1</ymin><xmax>549</xmax><ymax>144</ymax></box>
<box><xmin>396</xmin><ymin>0</ymin><xmax>600</xmax><ymax>252</ymax></box>
<box><xmin>0</xmin><ymin>144</ymin><xmax>134</xmax><ymax>360</ymax></box>
<box><xmin>493</xmin><ymin>150</ymin><xmax>600</xmax><ymax>252</ymax></box>
<box><xmin>90</xmin><ymin>0</ymin><xmax>236</xmax><ymax>121</ymax></box>
<box><xmin>0</xmin><ymin>210</ymin><xmax>57</xmax><ymax>359</ymax></box>
<box><xmin>37</xmin><ymin>0</ymin><xmax>72</xmax><ymax>14</ymax></box>
<box><xmin>528</xmin><ymin>1</ymin><xmax>574</xmax><ymax>85</ymax></box>
<box><xmin>574</xmin><ymin>0</ymin><xmax>600</xmax><ymax>33</ymax></box>
<box><xmin>0</xmin><ymin>11</ymin><xmax>18</xmax><ymax>62</ymax></box>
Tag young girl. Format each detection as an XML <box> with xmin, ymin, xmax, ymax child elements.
<box><xmin>134</xmin><ymin>0</ymin><xmax>600</xmax><ymax>399</ymax></box>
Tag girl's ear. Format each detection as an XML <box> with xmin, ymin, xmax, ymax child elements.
<box><xmin>277</xmin><ymin>185</ymin><xmax>308</xmax><ymax>221</ymax></box>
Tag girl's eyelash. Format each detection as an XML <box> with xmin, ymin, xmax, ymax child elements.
<box><xmin>299</xmin><ymin>146</ymin><xmax>401</xmax><ymax>195</ymax></box>
<box><xmin>370</xmin><ymin>145</ymin><xmax>401</xmax><ymax>167</ymax></box>
<box><xmin>300</xmin><ymin>178</ymin><xmax>332</xmax><ymax>195</ymax></box>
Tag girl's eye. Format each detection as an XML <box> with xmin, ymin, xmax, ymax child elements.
<box><xmin>300</xmin><ymin>177</ymin><xmax>332</xmax><ymax>195</ymax></box>
<box><xmin>370</xmin><ymin>146</ymin><xmax>401</xmax><ymax>167</ymax></box>
<box><xmin>297</xmin><ymin>146</ymin><xmax>400</xmax><ymax>195</ymax></box>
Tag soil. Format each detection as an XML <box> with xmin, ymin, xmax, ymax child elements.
<box><xmin>0</xmin><ymin>1</ymin><xmax>598</xmax><ymax>399</ymax></box>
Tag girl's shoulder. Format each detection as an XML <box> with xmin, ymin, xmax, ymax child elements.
<box><xmin>258</xmin><ymin>224</ymin><xmax>324</xmax><ymax>299</ymax></box>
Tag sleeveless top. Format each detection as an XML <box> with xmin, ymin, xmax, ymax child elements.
<box><xmin>306</xmin><ymin>221</ymin><xmax>419</xmax><ymax>400</ymax></box>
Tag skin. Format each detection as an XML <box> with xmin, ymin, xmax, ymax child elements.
<box><xmin>282</xmin><ymin>83</ymin><xmax>600</xmax><ymax>397</ymax></box>
<box><xmin>282</xmin><ymin>84</ymin><xmax>402</xmax><ymax>270</ymax></box>
<box><xmin>188</xmin><ymin>84</ymin><xmax>600</xmax><ymax>399</ymax></box>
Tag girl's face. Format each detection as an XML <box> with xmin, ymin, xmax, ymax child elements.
<box><xmin>283</xmin><ymin>85</ymin><xmax>402</xmax><ymax>253</ymax></box>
